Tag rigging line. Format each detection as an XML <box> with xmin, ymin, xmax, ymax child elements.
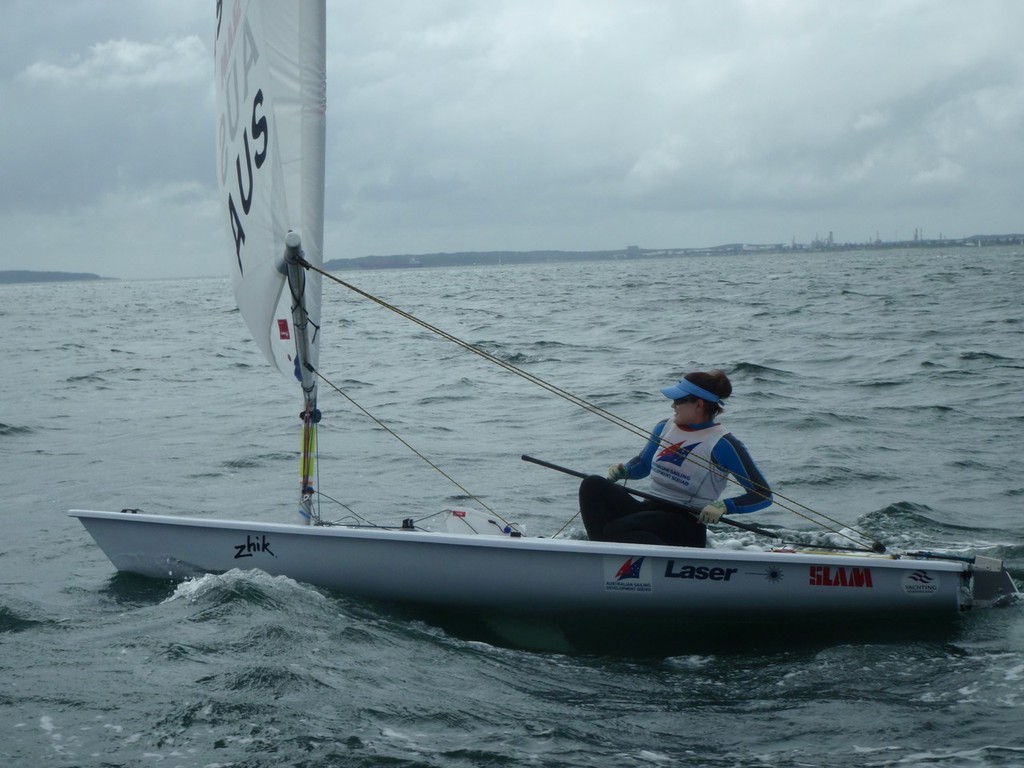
<box><xmin>303</xmin><ymin>261</ymin><xmax>879</xmax><ymax>546</ymax></box>
<box><xmin>311</xmin><ymin>368</ymin><xmax>510</xmax><ymax>525</ymax></box>
<box><xmin>312</xmin><ymin>416</ymin><xmax>322</xmax><ymax>523</ymax></box>
<box><xmin>312</xmin><ymin>488</ymin><xmax>364</xmax><ymax>523</ymax></box>
<box><xmin>550</xmin><ymin>511</ymin><xmax>582</xmax><ymax>539</ymax></box>
<box><xmin>306</xmin><ymin>261</ymin><xmax>869</xmax><ymax>540</ymax></box>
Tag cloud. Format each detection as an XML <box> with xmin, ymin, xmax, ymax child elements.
<box><xmin>1</xmin><ymin>0</ymin><xmax>1022</xmax><ymax>278</ymax></box>
<box><xmin>329</xmin><ymin>0</ymin><xmax>1024</xmax><ymax>254</ymax></box>
<box><xmin>3</xmin><ymin>181</ymin><xmax>219</xmax><ymax>280</ymax></box>
<box><xmin>20</xmin><ymin>36</ymin><xmax>206</xmax><ymax>90</ymax></box>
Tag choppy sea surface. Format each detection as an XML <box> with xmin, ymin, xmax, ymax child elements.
<box><xmin>2</xmin><ymin>246</ymin><xmax>1023</xmax><ymax>766</ymax></box>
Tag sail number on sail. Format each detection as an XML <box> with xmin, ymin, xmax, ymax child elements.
<box><xmin>215</xmin><ymin>1</ymin><xmax>268</xmax><ymax>275</ymax></box>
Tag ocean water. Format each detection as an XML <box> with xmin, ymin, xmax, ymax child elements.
<box><xmin>2</xmin><ymin>246</ymin><xmax>1023</xmax><ymax>766</ymax></box>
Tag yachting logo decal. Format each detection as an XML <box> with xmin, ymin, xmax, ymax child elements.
<box><xmin>604</xmin><ymin>556</ymin><xmax>652</xmax><ymax>593</ymax></box>
<box><xmin>901</xmin><ymin>569</ymin><xmax>940</xmax><ymax>596</ymax></box>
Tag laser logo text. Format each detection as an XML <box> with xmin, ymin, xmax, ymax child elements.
<box><xmin>664</xmin><ymin>561</ymin><xmax>738</xmax><ymax>581</ymax></box>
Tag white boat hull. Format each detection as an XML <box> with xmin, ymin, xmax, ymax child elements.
<box><xmin>71</xmin><ymin>510</ymin><xmax>1016</xmax><ymax>628</ymax></box>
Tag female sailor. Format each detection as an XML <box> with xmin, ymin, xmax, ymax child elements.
<box><xmin>580</xmin><ymin>369</ymin><xmax>772</xmax><ymax>547</ymax></box>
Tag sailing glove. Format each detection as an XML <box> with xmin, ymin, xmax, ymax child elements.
<box><xmin>606</xmin><ymin>463</ymin><xmax>629</xmax><ymax>482</ymax></box>
<box><xmin>699</xmin><ymin>500</ymin><xmax>728</xmax><ymax>524</ymax></box>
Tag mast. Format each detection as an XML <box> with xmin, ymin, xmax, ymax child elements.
<box><xmin>214</xmin><ymin>0</ymin><xmax>327</xmax><ymax>526</ymax></box>
<box><xmin>284</xmin><ymin>231</ymin><xmax>320</xmax><ymax>524</ymax></box>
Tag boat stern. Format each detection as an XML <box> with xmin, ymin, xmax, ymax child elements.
<box><xmin>970</xmin><ymin>556</ymin><xmax>1020</xmax><ymax>608</ymax></box>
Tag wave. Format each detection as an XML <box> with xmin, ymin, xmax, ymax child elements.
<box><xmin>100</xmin><ymin>571</ymin><xmax>181</xmax><ymax>606</ymax></box>
<box><xmin>468</xmin><ymin>339</ymin><xmax>575</xmax><ymax>365</ymax></box>
<box><xmin>0</xmin><ymin>604</ymin><xmax>45</xmax><ymax>634</ymax></box>
<box><xmin>855</xmin><ymin>502</ymin><xmax>1024</xmax><ymax>558</ymax></box>
<box><xmin>779</xmin><ymin>465</ymin><xmax>900</xmax><ymax>488</ymax></box>
<box><xmin>201</xmin><ymin>664</ymin><xmax>331</xmax><ymax>697</ymax></box>
<box><xmin>960</xmin><ymin>351</ymin><xmax>1013</xmax><ymax>362</ymax></box>
<box><xmin>781</xmin><ymin>412</ymin><xmax>869</xmax><ymax>430</ymax></box>
<box><xmin>64</xmin><ymin>366</ymin><xmax>147</xmax><ymax>386</ymax></box>
<box><xmin>164</xmin><ymin>569</ymin><xmax>327</xmax><ymax>617</ymax></box>
<box><xmin>220</xmin><ymin>452</ymin><xmax>295</xmax><ymax>469</ymax></box>
<box><xmin>730</xmin><ymin>361</ymin><xmax>797</xmax><ymax>379</ymax></box>
<box><xmin>65</xmin><ymin>373</ymin><xmax>107</xmax><ymax>384</ymax></box>
<box><xmin>0</xmin><ymin>422</ymin><xmax>33</xmax><ymax>436</ymax></box>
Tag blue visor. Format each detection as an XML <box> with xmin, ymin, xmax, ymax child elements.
<box><xmin>660</xmin><ymin>378</ymin><xmax>723</xmax><ymax>405</ymax></box>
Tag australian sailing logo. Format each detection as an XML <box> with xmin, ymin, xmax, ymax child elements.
<box><xmin>656</xmin><ymin>440</ymin><xmax>701</xmax><ymax>467</ymax></box>
<box><xmin>901</xmin><ymin>569</ymin><xmax>940</xmax><ymax>596</ymax></box>
<box><xmin>604</xmin><ymin>556</ymin><xmax>652</xmax><ymax>593</ymax></box>
<box><xmin>616</xmin><ymin>557</ymin><xmax>645</xmax><ymax>580</ymax></box>
<box><xmin>808</xmin><ymin>565</ymin><xmax>873</xmax><ymax>588</ymax></box>
<box><xmin>234</xmin><ymin>534</ymin><xmax>276</xmax><ymax>560</ymax></box>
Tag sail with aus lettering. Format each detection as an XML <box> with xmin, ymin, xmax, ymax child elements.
<box><xmin>215</xmin><ymin>0</ymin><xmax>326</xmax><ymax>523</ymax></box>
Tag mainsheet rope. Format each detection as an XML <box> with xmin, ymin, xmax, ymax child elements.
<box><xmin>302</xmin><ymin>259</ymin><xmax>880</xmax><ymax>550</ymax></box>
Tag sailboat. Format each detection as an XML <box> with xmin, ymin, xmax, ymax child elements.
<box><xmin>71</xmin><ymin>0</ymin><xmax>1017</xmax><ymax>651</ymax></box>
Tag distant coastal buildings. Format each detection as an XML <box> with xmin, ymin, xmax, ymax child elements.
<box><xmin>324</xmin><ymin>232</ymin><xmax>1023</xmax><ymax>270</ymax></box>
<box><xmin>850</xmin><ymin>231</ymin><xmax>1022</xmax><ymax>251</ymax></box>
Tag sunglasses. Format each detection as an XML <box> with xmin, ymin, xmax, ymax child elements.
<box><xmin>673</xmin><ymin>396</ymin><xmax>699</xmax><ymax>406</ymax></box>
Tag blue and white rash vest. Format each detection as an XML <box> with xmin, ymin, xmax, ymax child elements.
<box><xmin>622</xmin><ymin>419</ymin><xmax>772</xmax><ymax>514</ymax></box>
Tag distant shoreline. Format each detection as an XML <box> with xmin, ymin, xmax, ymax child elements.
<box><xmin>5</xmin><ymin>233</ymin><xmax>1021</xmax><ymax>280</ymax></box>
<box><xmin>324</xmin><ymin>233</ymin><xmax>1024</xmax><ymax>271</ymax></box>
<box><xmin>0</xmin><ymin>270</ymin><xmax>112</xmax><ymax>284</ymax></box>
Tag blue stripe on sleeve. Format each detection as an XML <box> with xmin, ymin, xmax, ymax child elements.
<box><xmin>712</xmin><ymin>433</ymin><xmax>772</xmax><ymax>513</ymax></box>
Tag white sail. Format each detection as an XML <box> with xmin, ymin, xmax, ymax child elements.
<box><xmin>214</xmin><ymin>0</ymin><xmax>326</xmax><ymax>380</ymax></box>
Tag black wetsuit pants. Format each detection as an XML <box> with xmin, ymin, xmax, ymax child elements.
<box><xmin>579</xmin><ymin>475</ymin><xmax>707</xmax><ymax>548</ymax></box>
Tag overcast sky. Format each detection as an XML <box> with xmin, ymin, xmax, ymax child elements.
<box><xmin>1</xmin><ymin>1</ymin><xmax>1021</xmax><ymax>279</ymax></box>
